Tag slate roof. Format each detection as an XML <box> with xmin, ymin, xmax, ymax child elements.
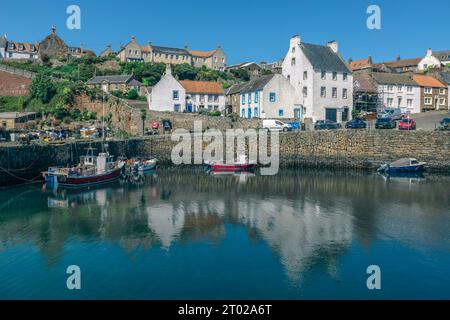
<box><xmin>436</xmin><ymin>72</ymin><xmax>450</xmax><ymax>85</ymax></box>
<box><xmin>225</xmin><ymin>82</ymin><xmax>248</xmax><ymax>95</ymax></box>
<box><xmin>87</xmin><ymin>75</ymin><xmax>142</xmax><ymax>85</ymax></box>
<box><xmin>370</xmin><ymin>72</ymin><xmax>417</xmax><ymax>86</ymax></box>
<box><xmin>433</xmin><ymin>50</ymin><xmax>450</xmax><ymax>61</ymax></box>
<box><xmin>152</xmin><ymin>46</ymin><xmax>190</xmax><ymax>55</ymax></box>
<box><xmin>300</xmin><ymin>43</ymin><xmax>351</xmax><ymax>73</ymax></box>
<box><xmin>225</xmin><ymin>75</ymin><xmax>275</xmax><ymax>95</ymax></box>
<box><xmin>179</xmin><ymin>80</ymin><xmax>224</xmax><ymax>94</ymax></box>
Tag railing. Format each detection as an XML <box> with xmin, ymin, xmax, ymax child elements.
<box><xmin>0</xmin><ymin>64</ymin><xmax>35</xmax><ymax>79</ymax></box>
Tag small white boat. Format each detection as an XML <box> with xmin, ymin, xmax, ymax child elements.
<box><xmin>133</xmin><ymin>159</ymin><xmax>157</xmax><ymax>172</ymax></box>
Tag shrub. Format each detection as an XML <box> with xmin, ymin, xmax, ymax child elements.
<box><xmin>209</xmin><ymin>111</ymin><xmax>222</xmax><ymax>117</ymax></box>
<box><xmin>127</xmin><ymin>88</ymin><xmax>139</xmax><ymax>100</ymax></box>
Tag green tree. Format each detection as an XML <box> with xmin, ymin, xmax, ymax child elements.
<box><xmin>29</xmin><ymin>74</ymin><xmax>56</xmax><ymax>103</ymax></box>
<box><xmin>127</xmin><ymin>88</ymin><xmax>139</xmax><ymax>100</ymax></box>
<box><xmin>230</xmin><ymin>69</ymin><xmax>250</xmax><ymax>81</ymax></box>
<box><xmin>173</xmin><ymin>63</ymin><xmax>198</xmax><ymax>80</ymax></box>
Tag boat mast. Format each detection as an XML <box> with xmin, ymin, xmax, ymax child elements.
<box><xmin>102</xmin><ymin>90</ymin><xmax>106</xmax><ymax>152</ymax></box>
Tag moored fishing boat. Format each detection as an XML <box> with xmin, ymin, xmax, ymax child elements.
<box><xmin>377</xmin><ymin>158</ymin><xmax>426</xmax><ymax>174</ymax></box>
<box><xmin>208</xmin><ymin>155</ymin><xmax>256</xmax><ymax>172</ymax></box>
<box><xmin>43</xmin><ymin>146</ymin><xmax>124</xmax><ymax>188</ymax></box>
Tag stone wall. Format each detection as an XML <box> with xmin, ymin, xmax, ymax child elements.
<box><xmin>1</xmin><ymin>131</ymin><xmax>449</xmax><ymax>186</ymax></box>
<box><xmin>0</xmin><ymin>70</ymin><xmax>31</xmax><ymax>96</ymax></box>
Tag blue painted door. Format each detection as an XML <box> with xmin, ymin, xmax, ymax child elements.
<box><xmin>248</xmin><ymin>108</ymin><xmax>252</xmax><ymax>119</ymax></box>
<box><xmin>187</xmin><ymin>104</ymin><xmax>193</xmax><ymax>113</ymax></box>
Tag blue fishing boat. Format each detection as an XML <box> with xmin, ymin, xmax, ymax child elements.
<box><xmin>378</xmin><ymin>158</ymin><xmax>426</xmax><ymax>174</ymax></box>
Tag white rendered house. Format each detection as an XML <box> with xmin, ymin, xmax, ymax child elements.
<box><xmin>282</xmin><ymin>34</ymin><xmax>353</xmax><ymax>123</ymax></box>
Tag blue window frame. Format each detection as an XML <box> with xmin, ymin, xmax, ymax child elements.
<box><xmin>254</xmin><ymin>107</ymin><xmax>258</xmax><ymax>117</ymax></box>
<box><xmin>248</xmin><ymin>93</ymin><xmax>252</xmax><ymax>104</ymax></box>
<box><xmin>242</xmin><ymin>94</ymin><xmax>245</xmax><ymax>105</ymax></box>
<box><xmin>278</xmin><ymin>109</ymin><xmax>284</xmax><ymax>117</ymax></box>
<box><xmin>270</xmin><ymin>92</ymin><xmax>276</xmax><ymax>102</ymax></box>
<box><xmin>255</xmin><ymin>92</ymin><xmax>258</xmax><ymax>103</ymax></box>
<box><xmin>241</xmin><ymin>108</ymin><xmax>245</xmax><ymax>118</ymax></box>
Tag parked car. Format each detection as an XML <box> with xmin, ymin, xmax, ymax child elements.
<box><xmin>398</xmin><ymin>118</ymin><xmax>416</xmax><ymax>130</ymax></box>
<box><xmin>262</xmin><ymin>119</ymin><xmax>292</xmax><ymax>132</ymax></box>
<box><xmin>435</xmin><ymin>117</ymin><xmax>450</xmax><ymax>131</ymax></box>
<box><xmin>375</xmin><ymin>117</ymin><xmax>397</xmax><ymax>129</ymax></box>
<box><xmin>314</xmin><ymin>120</ymin><xmax>341</xmax><ymax>130</ymax></box>
<box><xmin>345</xmin><ymin>118</ymin><xmax>367</xmax><ymax>129</ymax></box>
<box><xmin>378</xmin><ymin>108</ymin><xmax>404</xmax><ymax>121</ymax></box>
<box><xmin>162</xmin><ymin>119</ymin><xmax>172</xmax><ymax>133</ymax></box>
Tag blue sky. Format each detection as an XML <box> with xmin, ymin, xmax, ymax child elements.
<box><xmin>2</xmin><ymin>0</ymin><xmax>449</xmax><ymax>64</ymax></box>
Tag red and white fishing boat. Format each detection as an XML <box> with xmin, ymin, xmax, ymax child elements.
<box><xmin>207</xmin><ymin>155</ymin><xmax>256</xmax><ymax>172</ymax></box>
<box><xmin>43</xmin><ymin>146</ymin><xmax>125</xmax><ymax>188</ymax></box>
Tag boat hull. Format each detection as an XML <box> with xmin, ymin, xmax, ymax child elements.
<box><xmin>210</xmin><ymin>163</ymin><xmax>256</xmax><ymax>172</ymax></box>
<box><xmin>386</xmin><ymin>164</ymin><xmax>425</xmax><ymax>174</ymax></box>
<box><xmin>47</xmin><ymin>167</ymin><xmax>122</xmax><ymax>188</ymax></box>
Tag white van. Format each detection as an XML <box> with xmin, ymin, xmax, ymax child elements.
<box><xmin>262</xmin><ymin>120</ymin><xmax>292</xmax><ymax>132</ymax></box>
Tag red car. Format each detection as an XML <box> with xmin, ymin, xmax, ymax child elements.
<box><xmin>398</xmin><ymin>118</ymin><xmax>416</xmax><ymax>130</ymax></box>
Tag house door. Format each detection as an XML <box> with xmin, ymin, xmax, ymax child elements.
<box><xmin>294</xmin><ymin>108</ymin><xmax>302</xmax><ymax>119</ymax></box>
<box><xmin>248</xmin><ymin>108</ymin><xmax>252</xmax><ymax>119</ymax></box>
<box><xmin>325</xmin><ymin>108</ymin><xmax>337</xmax><ymax>122</ymax></box>
<box><xmin>187</xmin><ymin>104</ymin><xmax>193</xmax><ymax>113</ymax></box>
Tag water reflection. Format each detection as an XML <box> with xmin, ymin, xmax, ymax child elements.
<box><xmin>0</xmin><ymin>169</ymin><xmax>449</xmax><ymax>287</ymax></box>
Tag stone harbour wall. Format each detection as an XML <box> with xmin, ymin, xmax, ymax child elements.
<box><xmin>0</xmin><ymin>131</ymin><xmax>449</xmax><ymax>186</ymax></box>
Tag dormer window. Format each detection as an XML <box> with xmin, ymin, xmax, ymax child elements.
<box><xmin>30</xmin><ymin>45</ymin><xmax>35</xmax><ymax>52</ymax></box>
<box><xmin>8</xmin><ymin>43</ymin><xmax>15</xmax><ymax>50</ymax></box>
<box><xmin>18</xmin><ymin>44</ymin><xmax>24</xmax><ymax>51</ymax></box>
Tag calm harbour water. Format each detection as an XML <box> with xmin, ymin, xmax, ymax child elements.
<box><xmin>0</xmin><ymin>168</ymin><xmax>449</xmax><ymax>300</ymax></box>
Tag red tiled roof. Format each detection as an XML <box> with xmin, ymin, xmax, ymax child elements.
<box><xmin>381</xmin><ymin>57</ymin><xmax>422</xmax><ymax>68</ymax></box>
<box><xmin>412</xmin><ymin>75</ymin><xmax>447</xmax><ymax>88</ymax></box>
<box><xmin>189</xmin><ymin>50</ymin><xmax>217</xmax><ymax>58</ymax></box>
<box><xmin>7</xmin><ymin>41</ymin><xmax>39</xmax><ymax>54</ymax></box>
<box><xmin>179</xmin><ymin>80</ymin><xmax>224</xmax><ymax>94</ymax></box>
<box><xmin>349</xmin><ymin>58</ymin><xmax>372</xmax><ymax>71</ymax></box>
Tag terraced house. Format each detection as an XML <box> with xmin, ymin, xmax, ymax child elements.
<box><xmin>148</xmin><ymin>65</ymin><xmax>224</xmax><ymax>113</ymax></box>
<box><xmin>282</xmin><ymin>34</ymin><xmax>353</xmax><ymax>123</ymax></box>
<box><xmin>412</xmin><ymin>75</ymin><xmax>448</xmax><ymax>111</ymax></box>
<box><xmin>229</xmin><ymin>74</ymin><xmax>300</xmax><ymax>119</ymax></box>
<box><xmin>116</xmin><ymin>36</ymin><xmax>226</xmax><ymax>70</ymax></box>
<box><xmin>0</xmin><ymin>32</ymin><xmax>39</xmax><ymax>60</ymax></box>
<box><xmin>370</xmin><ymin>73</ymin><xmax>421</xmax><ymax>114</ymax></box>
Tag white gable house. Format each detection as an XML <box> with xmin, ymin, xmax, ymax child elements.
<box><xmin>237</xmin><ymin>74</ymin><xmax>301</xmax><ymax>119</ymax></box>
<box><xmin>418</xmin><ymin>48</ymin><xmax>443</xmax><ymax>71</ymax></box>
<box><xmin>282</xmin><ymin>35</ymin><xmax>353</xmax><ymax>123</ymax></box>
<box><xmin>147</xmin><ymin>65</ymin><xmax>186</xmax><ymax>112</ymax></box>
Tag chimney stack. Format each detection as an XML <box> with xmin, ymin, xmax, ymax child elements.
<box><xmin>290</xmin><ymin>33</ymin><xmax>301</xmax><ymax>48</ymax></box>
<box><xmin>327</xmin><ymin>40</ymin><xmax>338</xmax><ymax>53</ymax></box>
<box><xmin>396</xmin><ymin>55</ymin><xmax>401</xmax><ymax>61</ymax></box>
<box><xmin>427</xmin><ymin>48</ymin><xmax>433</xmax><ymax>56</ymax></box>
